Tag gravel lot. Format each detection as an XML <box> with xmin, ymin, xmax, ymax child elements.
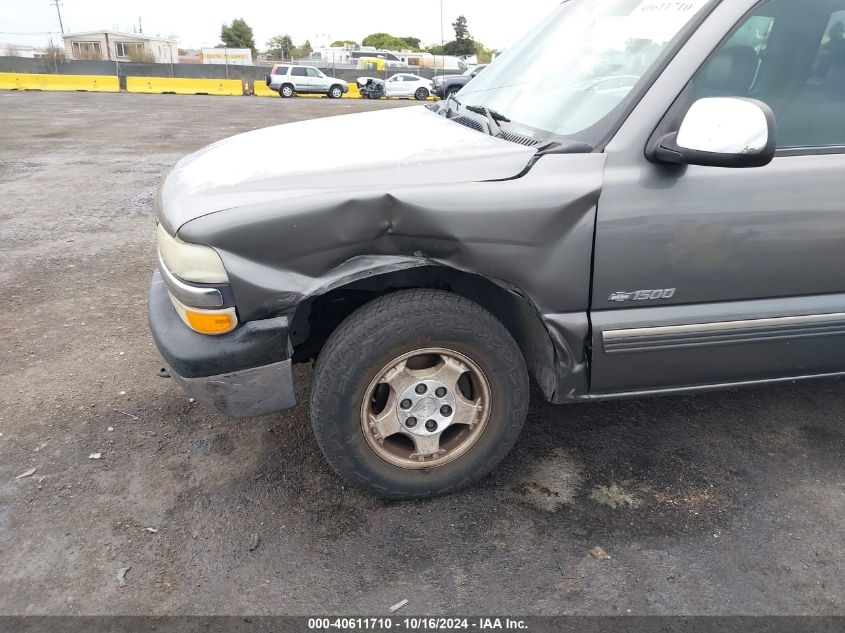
<box><xmin>0</xmin><ymin>91</ymin><xmax>842</xmax><ymax>616</ymax></box>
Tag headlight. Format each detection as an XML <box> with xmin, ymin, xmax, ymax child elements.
<box><xmin>156</xmin><ymin>223</ymin><xmax>228</xmax><ymax>284</ymax></box>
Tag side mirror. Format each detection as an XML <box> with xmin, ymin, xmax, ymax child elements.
<box><xmin>652</xmin><ymin>97</ymin><xmax>777</xmax><ymax>168</ymax></box>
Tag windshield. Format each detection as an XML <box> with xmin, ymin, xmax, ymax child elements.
<box><xmin>458</xmin><ymin>0</ymin><xmax>712</xmax><ymax>143</ymax></box>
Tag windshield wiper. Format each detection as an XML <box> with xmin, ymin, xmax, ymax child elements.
<box><xmin>465</xmin><ymin>104</ymin><xmax>510</xmax><ymax>136</ymax></box>
<box><xmin>465</xmin><ymin>105</ymin><xmax>510</xmax><ymax>123</ymax></box>
<box><xmin>443</xmin><ymin>92</ymin><xmax>462</xmax><ymax>116</ymax></box>
<box><xmin>442</xmin><ymin>97</ymin><xmax>511</xmax><ymax>137</ymax></box>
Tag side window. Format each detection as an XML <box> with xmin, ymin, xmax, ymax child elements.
<box><xmin>305</xmin><ymin>67</ymin><xmax>320</xmax><ymax>78</ymax></box>
<box><xmin>291</xmin><ymin>67</ymin><xmax>307</xmax><ymax>77</ymax></box>
<box><xmin>692</xmin><ymin>0</ymin><xmax>845</xmax><ymax>149</ymax></box>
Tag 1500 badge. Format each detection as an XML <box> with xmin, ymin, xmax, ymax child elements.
<box><xmin>608</xmin><ymin>288</ymin><xmax>676</xmax><ymax>302</ymax></box>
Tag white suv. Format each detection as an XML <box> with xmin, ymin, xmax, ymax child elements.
<box><xmin>265</xmin><ymin>64</ymin><xmax>349</xmax><ymax>99</ymax></box>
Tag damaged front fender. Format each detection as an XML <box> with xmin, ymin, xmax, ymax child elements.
<box><xmin>176</xmin><ymin>151</ymin><xmax>605</xmax><ymax>400</ymax></box>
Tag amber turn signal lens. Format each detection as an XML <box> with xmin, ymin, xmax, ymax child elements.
<box><xmin>184</xmin><ymin>309</ymin><xmax>235</xmax><ymax>335</ymax></box>
<box><xmin>167</xmin><ymin>291</ymin><xmax>238</xmax><ymax>336</ymax></box>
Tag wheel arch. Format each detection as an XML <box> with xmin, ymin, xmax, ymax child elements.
<box><xmin>290</xmin><ymin>260</ymin><xmax>573</xmax><ymax>402</ymax></box>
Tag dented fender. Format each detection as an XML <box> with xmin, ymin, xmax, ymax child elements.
<box><xmin>175</xmin><ymin>150</ymin><xmax>605</xmax><ymax>399</ymax></box>
<box><xmin>177</xmin><ymin>152</ymin><xmax>604</xmax><ymax>316</ymax></box>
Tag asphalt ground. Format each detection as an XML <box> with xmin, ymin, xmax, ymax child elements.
<box><xmin>0</xmin><ymin>91</ymin><xmax>842</xmax><ymax>616</ymax></box>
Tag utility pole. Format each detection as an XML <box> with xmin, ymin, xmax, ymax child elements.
<box><xmin>439</xmin><ymin>0</ymin><xmax>444</xmax><ymax>79</ymax></box>
<box><xmin>138</xmin><ymin>16</ymin><xmax>143</xmax><ymax>34</ymax></box>
<box><xmin>51</xmin><ymin>0</ymin><xmax>64</xmax><ymax>34</ymax></box>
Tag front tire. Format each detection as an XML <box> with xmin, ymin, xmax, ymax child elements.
<box><xmin>328</xmin><ymin>85</ymin><xmax>344</xmax><ymax>99</ymax></box>
<box><xmin>414</xmin><ymin>87</ymin><xmax>429</xmax><ymax>101</ymax></box>
<box><xmin>310</xmin><ymin>290</ymin><xmax>529</xmax><ymax>499</ymax></box>
<box><xmin>279</xmin><ymin>84</ymin><xmax>294</xmax><ymax>98</ymax></box>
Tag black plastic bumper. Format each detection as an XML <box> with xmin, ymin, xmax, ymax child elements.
<box><xmin>148</xmin><ymin>272</ymin><xmax>297</xmax><ymax>417</ymax></box>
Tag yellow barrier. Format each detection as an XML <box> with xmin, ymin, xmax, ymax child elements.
<box><xmin>253</xmin><ymin>81</ymin><xmax>362</xmax><ymax>99</ymax></box>
<box><xmin>253</xmin><ymin>81</ymin><xmax>278</xmax><ymax>97</ymax></box>
<box><xmin>0</xmin><ymin>72</ymin><xmax>430</xmax><ymax>101</ymax></box>
<box><xmin>346</xmin><ymin>84</ymin><xmax>361</xmax><ymax>99</ymax></box>
<box><xmin>127</xmin><ymin>77</ymin><xmax>243</xmax><ymax>96</ymax></box>
<box><xmin>0</xmin><ymin>72</ymin><xmax>119</xmax><ymax>92</ymax></box>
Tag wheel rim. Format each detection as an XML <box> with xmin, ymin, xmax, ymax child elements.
<box><xmin>416</xmin><ymin>89</ymin><xmax>427</xmax><ymax>100</ymax></box>
<box><xmin>360</xmin><ymin>347</ymin><xmax>491</xmax><ymax>469</ymax></box>
<box><xmin>332</xmin><ymin>87</ymin><xmax>341</xmax><ymax>97</ymax></box>
<box><xmin>282</xmin><ymin>86</ymin><xmax>292</xmax><ymax>97</ymax></box>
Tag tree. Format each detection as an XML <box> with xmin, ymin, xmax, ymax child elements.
<box><xmin>452</xmin><ymin>15</ymin><xmax>470</xmax><ymax>41</ymax></box>
<box><xmin>220</xmin><ymin>18</ymin><xmax>257</xmax><ymax>56</ymax></box>
<box><xmin>43</xmin><ymin>43</ymin><xmax>65</xmax><ymax>62</ymax></box>
<box><xmin>331</xmin><ymin>39</ymin><xmax>358</xmax><ymax>47</ymax></box>
<box><xmin>266</xmin><ymin>34</ymin><xmax>294</xmax><ymax>59</ymax></box>
<box><xmin>401</xmin><ymin>36</ymin><xmax>421</xmax><ymax>50</ymax></box>
<box><xmin>446</xmin><ymin>39</ymin><xmax>476</xmax><ymax>56</ymax></box>
<box><xmin>427</xmin><ymin>16</ymin><xmax>478</xmax><ymax>57</ymax></box>
<box><xmin>300</xmin><ymin>40</ymin><xmax>313</xmax><ymax>58</ymax></box>
<box><xmin>362</xmin><ymin>32</ymin><xmax>420</xmax><ymax>51</ymax></box>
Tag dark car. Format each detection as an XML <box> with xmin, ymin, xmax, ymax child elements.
<box><xmin>431</xmin><ymin>64</ymin><xmax>487</xmax><ymax>99</ymax></box>
<box><xmin>150</xmin><ymin>0</ymin><xmax>845</xmax><ymax>499</ymax></box>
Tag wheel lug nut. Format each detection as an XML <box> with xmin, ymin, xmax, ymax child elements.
<box><xmin>406</xmin><ymin>417</ymin><xmax>418</xmax><ymax>428</ymax></box>
<box><xmin>440</xmin><ymin>405</ymin><xmax>452</xmax><ymax>416</ymax></box>
<box><xmin>425</xmin><ymin>420</ymin><xmax>437</xmax><ymax>432</ymax></box>
<box><xmin>400</xmin><ymin>399</ymin><xmax>412</xmax><ymax>410</ymax></box>
<box><xmin>435</xmin><ymin>387</ymin><xmax>447</xmax><ymax>397</ymax></box>
<box><xmin>415</xmin><ymin>384</ymin><xmax>427</xmax><ymax>395</ymax></box>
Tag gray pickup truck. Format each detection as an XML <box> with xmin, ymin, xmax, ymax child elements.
<box><xmin>431</xmin><ymin>64</ymin><xmax>487</xmax><ymax>99</ymax></box>
<box><xmin>150</xmin><ymin>0</ymin><xmax>845</xmax><ymax>499</ymax></box>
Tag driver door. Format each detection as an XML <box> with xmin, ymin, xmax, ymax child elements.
<box><xmin>290</xmin><ymin>67</ymin><xmax>310</xmax><ymax>92</ymax></box>
<box><xmin>385</xmin><ymin>75</ymin><xmax>403</xmax><ymax>97</ymax></box>
<box><xmin>590</xmin><ymin>0</ymin><xmax>845</xmax><ymax>396</ymax></box>
<box><xmin>306</xmin><ymin>67</ymin><xmax>325</xmax><ymax>92</ymax></box>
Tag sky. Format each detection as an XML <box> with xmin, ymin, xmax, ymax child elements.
<box><xmin>0</xmin><ymin>0</ymin><xmax>560</xmax><ymax>52</ymax></box>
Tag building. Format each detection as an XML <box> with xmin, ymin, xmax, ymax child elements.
<box><xmin>311</xmin><ymin>47</ymin><xmax>355</xmax><ymax>65</ymax></box>
<box><xmin>62</xmin><ymin>31</ymin><xmax>178</xmax><ymax>63</ymax></box>
<box><xmin>200</xmin><ymin>48</ymin><xmax>253</xmax><ymax>66</ymax></box>
<box><xmin>0</xmin><ymin>44</ymin><xmax>38</xmax><ymax>58</ymax></box>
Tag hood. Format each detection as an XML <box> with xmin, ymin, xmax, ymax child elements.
<box><xmin>159</xmin><ymin>106</ymin><xmax>537</xmax><ymax>234</ymax></box>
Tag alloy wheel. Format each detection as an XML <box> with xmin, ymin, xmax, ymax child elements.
<box><xmin>360</xmin><ymin>348</ymin><xmax>491</xmax><ymax>469</ymax></box>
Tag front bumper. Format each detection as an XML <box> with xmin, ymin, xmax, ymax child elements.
<box><xmin>148</xmin><ymin>272</ymin><xmax>297</xmax><ymax>418</ymax></box>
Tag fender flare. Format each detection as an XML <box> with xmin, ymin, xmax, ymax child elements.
<box><xmin>294</xmin><ymin>255</ymin><xmax>587</xmax><ymax>402</ymax></box>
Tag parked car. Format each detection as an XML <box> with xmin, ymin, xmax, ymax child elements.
<box><xmin>431</xmin><ymin>64</ymin><xmax>486</xmax><ymax>99</ymax></box>
<box><xmin>151</xmin><ymin>0</ymin><xmax>845</xmax><ymax>499</ymax></box>
<box><xmin>265</xmin><ymin>64</ymin><xmax>349</xmax><ymax>98</ymax></box>
<box><xmin>356</xmin><ymin>77</ymin><xmax>386</xmax><ymax>99</ymax></box>
<box><xmin>357</xmin><ymin>74</ymin><xmax>433</xmax><ymax>100</ymax></box>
